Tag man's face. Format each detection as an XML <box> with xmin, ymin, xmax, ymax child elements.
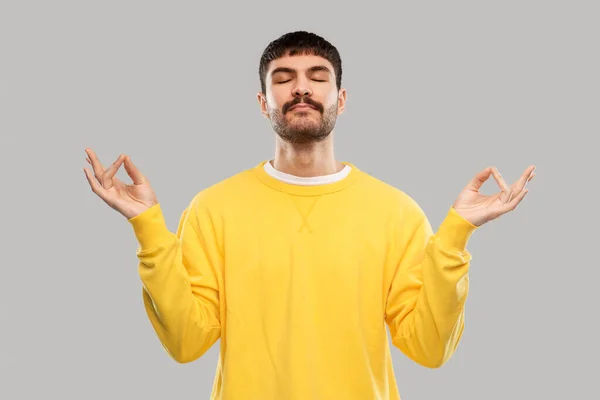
<box><xmin>258</xmin><ymin>54</ymin><xmax>346</xmax><ymax>144</ymax></box>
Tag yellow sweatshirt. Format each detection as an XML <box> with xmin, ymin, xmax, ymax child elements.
<box><xmin>127</xmin><ymin>160</ymin><xmax>478</xmax><ymax>400</ymax></box>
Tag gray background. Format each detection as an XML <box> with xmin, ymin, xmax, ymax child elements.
<box><xmin>1</xmin><ymin>0</ymin><xmax>598</xmax><ymax>399</ymax></box>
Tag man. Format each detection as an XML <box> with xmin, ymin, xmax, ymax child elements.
<box><xmin>83</xmin><ymin>31</ymin><xmax>535</xmax><ymax>400</ymax></box>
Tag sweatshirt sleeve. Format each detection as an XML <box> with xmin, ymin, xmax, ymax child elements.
<box><xmin>385</xmin><ymin>206</ymin><xmax>478</xmax><ymax>368</ymax></box>
<box><xmin>127</xmin><ymin>200</ymin><xmax>222</xmax><ymax>363</ymax></box>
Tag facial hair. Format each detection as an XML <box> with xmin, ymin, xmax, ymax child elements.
<box><xmin>269</xmin><ymin>98</ymin><xmax>338</xmax><ymax>145</ymax></box>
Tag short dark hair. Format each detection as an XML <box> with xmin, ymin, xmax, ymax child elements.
<box><xmin>258</xmin><ymin>31</ymin><xmax>342</xmax><ymax>94</ymax></box>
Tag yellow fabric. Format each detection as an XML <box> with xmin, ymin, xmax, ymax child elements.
<box><xmin>128</xmin><ymin>160</ymin><xmax>478</xmax><ymax>400</ymax></box>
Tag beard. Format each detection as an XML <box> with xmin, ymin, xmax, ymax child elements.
<box><xmin>268</xmin><ymin>97</ymin><xmax>338</xmax><ymax>145</ymax></box>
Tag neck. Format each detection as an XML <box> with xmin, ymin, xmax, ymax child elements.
<box><xmin>272</xmin><ymin>134</ymin><xmax>343</xmax><ymax>177</ymax></box>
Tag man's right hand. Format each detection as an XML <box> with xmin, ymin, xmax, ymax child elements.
<box><xmin>83</xmin><ymin>148</ymin><xmax>158</xmax><ymax>220</ymax></box>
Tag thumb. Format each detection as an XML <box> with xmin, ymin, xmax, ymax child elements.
<box><xmin>467</xmin><ymin>167</ymin><xmax>493</xmax><ymax>191</ymax></box>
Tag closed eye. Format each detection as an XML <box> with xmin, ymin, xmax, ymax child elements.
<box><xmin>276</xmin><ymin>79</ymin><xmax>326</xmax><ymax>84</ymax></box>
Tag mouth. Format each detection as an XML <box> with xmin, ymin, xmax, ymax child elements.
<box><xmin>290</xmin><ymin>104</ymin><xmax>317</xmax><ymax>111</ymax></box>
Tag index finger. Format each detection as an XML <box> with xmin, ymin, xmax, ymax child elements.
<box><xmin>123</xmin><ymin>155</ymin><xmax>146</xmax><ymax>185</ymax></box>
<box><xmin>491</xmin><ymin>167</ymin><xmax>512</xmax><ymax>200</ymax></box>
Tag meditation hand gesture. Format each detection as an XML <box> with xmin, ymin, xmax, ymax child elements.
<box><xmin>83</xmin><ymin>148</ymin><xmax>158</xmax><ymax>220</ymax></box>
<box><xmin>452</xmin><ymin>165</ymin><xmax>536</xmax><ymax>226</ymax></box>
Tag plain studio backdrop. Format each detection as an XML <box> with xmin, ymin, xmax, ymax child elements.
<box><xmin>1</xmin><ymin>1</ymin><xmax>598</xmax><ymax>399</ymax></box>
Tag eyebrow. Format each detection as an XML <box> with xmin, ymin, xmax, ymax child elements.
<box><xmin>270</xmin><ymin>65</ymin><xmax>332</xmax><ymax>77</ymax></box>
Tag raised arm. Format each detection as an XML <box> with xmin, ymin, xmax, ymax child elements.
<box><xmin>129</xmin><ymin>201</ymin><xmax>222</xmax><ymax>363</ymax></box>
<box><xmin>385</xmin><ymin>164</ymin><xmax>535</xmax><ymax>368</ymax></box>
<box><xmin>385</xmin><ymin>206</ymin><xmax>477</xmax><ymax>368</ymax></box>
<box><xmin>83</xmin><ymin>148</ymin><xmax>222</xmax><ymax>363</ymax></box>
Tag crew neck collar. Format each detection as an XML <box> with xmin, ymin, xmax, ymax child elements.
<box><xmin>252</xmin><ymin>160</ymin><xmax>361</xmax><ymax>196</ymax></box>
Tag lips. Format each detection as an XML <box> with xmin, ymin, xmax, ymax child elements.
<box><xmin>290</xmin><ymin>103</ymin><xmax>316</xmax><ymax>111</ymax></box>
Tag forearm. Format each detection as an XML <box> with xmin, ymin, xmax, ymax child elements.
<box><xmin>392</xmin><ymin>242</ymin><xmax>469</xmax><ymax>367</ymax></box>
<box><xmin>129</xmin><ymin>204</ymin><xmax>221</xmax><ymax>363</ymax></box>
<box><xmin>388</xmin><ymin>207</ymin><xmax>476</xmax><ymax>368</ymax></box>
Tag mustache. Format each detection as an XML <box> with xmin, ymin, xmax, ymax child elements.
<box><xmin>283</xmin><ymin>97</ymin><xmax>323</xmax><ymax>114</ymax></box>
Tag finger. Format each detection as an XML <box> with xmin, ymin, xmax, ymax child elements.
<box><xmin>83</xmin><ymin>167</ymin><xmax>108</xmax><ymax>200</ymax></box>
<box><xmin>503</xmin><ymin>188</ymin><xmax>529</xmax><ymax>213</ymax></box>
<box><xmin>490</xmin><ymin>167</ymin><xmax>511</xmax><ymax>202</ymax></box>
<box><xmin>508</xmin><ymin>165</ymin><xmax>536</xmax><ymax>202</ymax></box>
<box><xmin>123</xmin><ymin>155</ymin><xmax>146</xmax><ymax>185</ymax></box>
<box><xmin>522</xmin><ymin>171</ymin><xmax>535</xmax><ymax>190</ymax></box>
<box><xmin>85</xmin><ymin>148</ymin><xmax>106</xmax><ymax>179</ymax></box>
<box><xmin>100</xmin><ymin>154</ymin><xmax>125</xmax><ymax>190</ymax></box>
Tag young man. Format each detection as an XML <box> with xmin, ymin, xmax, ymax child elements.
<box><xmin>83</xmin><ymin>31</ymin><xmax>535</xmax><ymax>400</ymax></box>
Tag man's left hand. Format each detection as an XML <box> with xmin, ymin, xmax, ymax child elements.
<box><xmin>452</xmin><ymin>165</ymin><xmax>536</xmax><ymax>226</ymax></box>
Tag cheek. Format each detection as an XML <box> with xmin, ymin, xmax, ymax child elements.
<box><xmin>266</xmin><ymin>89</ymin><xmax>287</xmax><ymax>110</ymax></box>
<box><xmin>319</xmin><ymin>89</ymin><xmax>339</xmax><ymax>107</ymax></box>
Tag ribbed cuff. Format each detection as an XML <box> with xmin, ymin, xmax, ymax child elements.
<box><xmin>435</xmin><ymin>206</ymin><xmax>478</xmax><ymax>252</ymax></box>
<box><xmin>127</xmin><ymin>203</ymin><xmax>173</xmax><ymax>251</ymax></box>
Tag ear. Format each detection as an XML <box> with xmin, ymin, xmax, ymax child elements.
<box><xmin>337</xmin><ymin>88</ymin><xmax>347</xmax><ymax>115</ymax></box>
<box><xmin>257</xmin><ymin>92</ymin><xmax>270</xmax><ymax>119</ymax></box>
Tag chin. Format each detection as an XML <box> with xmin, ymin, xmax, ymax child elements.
<box><xmin>291</xmin><ymin>124</ymin><xmax>319</xmax><ymax>135</ymax></box>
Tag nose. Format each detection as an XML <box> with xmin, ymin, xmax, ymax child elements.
<box><xmin>292</xmin><ymin>84</ymin><xmax>312</xmax><ymax>97</ymax></box>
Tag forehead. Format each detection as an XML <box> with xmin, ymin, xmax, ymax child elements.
<box><xmin>267</xmin><ymin>54</ymin><xmax>335</xmax><ymax>76</ymax></box>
